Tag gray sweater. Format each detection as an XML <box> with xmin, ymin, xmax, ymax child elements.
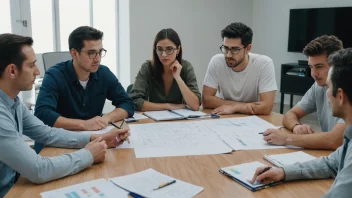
<box><xmin>283</xmin><ymin>124</ymin><xmax>352</xmax><ymax>198</ymax></box>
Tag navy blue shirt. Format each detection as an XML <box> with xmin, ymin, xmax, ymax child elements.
<box><xmin>35</xmin><ymin>60</ymin><xmax>134</xmax><ymax>127</ymax></box>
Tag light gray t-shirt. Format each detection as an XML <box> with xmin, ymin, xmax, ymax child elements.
<box><xmin>203</xmin><ymin>53</ymin><xmax>277</xmax><ymax>102</ymax></box>
<box><xmin>297</xmin><ymin>82</ymin><xmax>344</xmax><ymax>132</ymax></box>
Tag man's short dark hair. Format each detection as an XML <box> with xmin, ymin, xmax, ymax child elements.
<box><xmin>328</xmin><ymin>48</ymin><xmax>352</xmax><ymax>103</ymax></box>
<box><xmin>68</xmin><ymin>26</ymin><xmax>104</xmax><ymax>52</ymax></box>
<box><xmin>0</xmin><ymin>33</ymin><xmax>33</xmax><ymax>77</ymax></box>
<box><xmin>303</xmin><ymin>35</ymin><xmax>343</xmax><ymax>57</ymax></box>
<box><xmin>221</xmin><ymin>22</ymin><xmax>253</xmax><ymax>47</ymax></box>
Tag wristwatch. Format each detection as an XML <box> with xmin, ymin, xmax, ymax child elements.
<box><xmin>291</xmin><ymin>123</ymin><xmax>301</xmax><ymax>131</ymax></box>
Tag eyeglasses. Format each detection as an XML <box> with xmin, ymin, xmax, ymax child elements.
<box><xmin>156</xmin><ymin>47</ymin><xmax>178</xmax><ymax>55</ymax></box>
<box><xmin>220</xmin><ymin>45</ymin><xmax>245</xmax><ymax>55</ymax></box>
<box><xmin>81</xmin><ymin>48</ymin><xmax>107</xmax><ymax>59</ymax></box>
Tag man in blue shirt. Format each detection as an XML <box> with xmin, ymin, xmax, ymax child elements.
<box><xmin>35</xmin><ymin>26</ymin><xmax>134</xmax><ymax>132</ymax></box>
<box><xmin>0</xmin><ymin>33</ymin><xmax>130</xmax><ymax>197</ymax></box>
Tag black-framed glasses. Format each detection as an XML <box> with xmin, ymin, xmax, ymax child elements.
<box><xmin>81</xmin><ymin>48</ymin><xmax>107</xmax><ymax>59</ymax></box>
<box><xmin>156</xmin><ymin>47</ymin><xmax>178</xmax><ymax>55</ymax></box>
<box><xmin>220</xmin><ymin>45</ymin><xmax>245</xmax><ymax>55</ymax></box>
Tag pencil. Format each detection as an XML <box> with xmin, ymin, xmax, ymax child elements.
<box><xmin>153</xmin><ymin>180</ymin><xmax>176</xmax><ymax>190</ymax></box>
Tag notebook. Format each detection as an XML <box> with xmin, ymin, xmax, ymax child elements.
<box><xmin>125</xmin><ymin>113</ymin><xmax>148</xmax><ymax>123</ymax></box>
<box><xmin>219</xmin><ymin>161</ymin><xmax>283</xmax><ymax>192</ymax></box>
<box><xmin>143</xmin><ymin>109</ymin><xmax>209</xmax><ymax>121</ymax></box>
<box><xmin>109</xmin><ymin>168</ymin><xmax>203</xmax><ymax>198</ymax></box>
<box><xmin>264</xmin><ymin>151</ymin><xmax>316</xmax><ymax>167</ymax></box>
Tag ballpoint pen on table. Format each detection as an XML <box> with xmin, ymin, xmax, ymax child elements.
<box><xmin>153</xmin><ymin>180</ymin><xmax>176</xmax><ymax>190</ymax></box>
<box><xmin>187</xmin><ymin>114</ymin><xmax>220</xmax><ymax>119</ymax></box>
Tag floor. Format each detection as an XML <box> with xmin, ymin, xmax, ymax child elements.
<box><xmin>272</xmin><ymin>103</ymin><xmax>320</xmax><ymax>132</ymax></box>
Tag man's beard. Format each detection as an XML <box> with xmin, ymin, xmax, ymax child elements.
<box><xmin>226</xmin><ymin>55</ymin><xmax>245</xmax><ymax>68</ymax></box>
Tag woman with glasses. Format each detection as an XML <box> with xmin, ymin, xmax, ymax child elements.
<box><xmin>129</xmin><ymin>28</ymin><xmax>201</xmax><ymax>111</ymax></box>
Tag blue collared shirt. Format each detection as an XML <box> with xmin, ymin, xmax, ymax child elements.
<box><xmin>35</xmin><ymin>60</ymin><xmax>134</xmax><ymax>127</ymax></box>
<box><xmin>0</xmin><ymin>89</ymin><xmax>93</xmax><ymax>197</ymax></box>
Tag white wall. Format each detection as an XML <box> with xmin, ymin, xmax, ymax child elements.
<box><xmin>129</xmin><ymin>0</ymin><xmax>253</xmax><ymax>90</ymax></box>
<box><xmin>252</xmin><ymin>0</ymin><xmax>352</xmax><ymax>104</ymax></box>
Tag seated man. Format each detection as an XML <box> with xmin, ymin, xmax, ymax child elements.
<box><xmin>251</xmin><ymin>48</ymin><xmax>352</xmax><ymax>198</ymax></box>
<box><xmin>264</xmin><ymin>35</ymin><xmax>346</xmax><ymax>150</ymax></box>
<box><xmin>202</xmin><ymin>22</ymin><xmax>277</xmax><ymax>115</ymax></box>
<box><xmin>0</xmin><ymin>33</ymin><xmax>130</xmax><ymax>197</ymax></box>
<box><xmin>35</xmin><ymin>26</ymin><xmax>134</xmax><ymax>131</ymax></box>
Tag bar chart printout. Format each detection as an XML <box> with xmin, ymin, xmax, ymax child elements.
<box><xmin>40</xmin><ymin>179</ymin><xmax>128</xmax><ymax>198</ymax></box>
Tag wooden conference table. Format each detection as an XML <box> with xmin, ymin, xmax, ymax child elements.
<box><xmin>6</xmin><ymin>110</ymin><xmax>333</xmax><ymax>198</ymax></box>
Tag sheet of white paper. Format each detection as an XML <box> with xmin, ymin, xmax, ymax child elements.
<box><xmin>109</xmin><ymin>169</ymin><xmax>203</xmax><ymax>198</ymax></box>
<box><xmin>202</xmin><ymin>116</ymin><xmax>298</xmax><ymax>150</ymax></box>
<box><xmin>41</xmin><ymin>178</ymin><xmax>129</xmax><ymax>198</ymax></box>
<box><xmin>143</xmin><ymin>110</ymin><xmax>183</xmax><ymax>121</ymax></box>
<box><xmin>265</xmin><ymin>151</ymin><xmax>316</xmax><ymax>166</ymax></box>
<box><xmin>214</xmin><ymin>127</ymin><xmax>299</xmax><ymax>150</ymax></box>
<box><xmin>221</xmin><ymin>161</ymin><xmax>268</xmax><ymax>189</ymax></box>
<box><xmin>129</xmin><ymin>122</ymin><xmax>232</xmax><ymax>158</ymax></box>
<box><xmin>201</xmin><ymin>116</ymin><xmax>275</xmax><ymax>129</ymax></box>
<box><xmin>172</xmin><ymin>109</ymin><xmax>206</xmax><ymax>117</ymax></box>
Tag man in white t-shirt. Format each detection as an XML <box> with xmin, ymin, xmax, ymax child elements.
<box><xmin>202</xmin><ymin>22</ymin><xmax>277</xmax><ymax>115</ymax></box>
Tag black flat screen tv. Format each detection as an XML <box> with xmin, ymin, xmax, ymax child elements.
<box><xmin>288</xmin><ymin>7</ymin><xmax>352</xmax><ymax>52</ymax></box>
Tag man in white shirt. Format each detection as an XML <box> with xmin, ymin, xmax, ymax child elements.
<box><xmin>202</xmin><ymin>22</ymin><xmax>277</xmax><ymax>115</ymax></box>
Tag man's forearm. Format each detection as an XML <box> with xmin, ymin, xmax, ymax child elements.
<box><xmin>102</xmin><ymin>108</ymin><xmax>129</xmax><ymax>123</ymax></box>
<box><xmin>53</xmin><ymin>116</ymin><xmax>85</xmax><ymax>131</ymax></box>
<box><xmin>283</xmin><ymin>112</ymin><xmax>301</xmax><ymax>131</ymax></box>
<box><xmin>285</xmin><ymin>131</ymin><xmax>343</xmax><ymax>150</ymax></box>
<box><xmin>251</xmin><ymin>102</ymin><xmax>273</xmax><ymax>115</ymax></box>
<box><xmin>283</xmin><ymin>156</ymin><xmax>336</xmax><ymax>181</ymax></box>
<box><xmin>202</xmin><ymin>95</ymin><xmax>237</xmax><ymax>109</ymax></box>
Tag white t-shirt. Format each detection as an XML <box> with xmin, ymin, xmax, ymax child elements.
<box><xmin>203</xmin><ymin>53</ymin><xmax>277</xmax><ymax>102</ymax></box>
<box><xmin>79</xmin><ymin>79</ymin><xmax>89</xmax><ymax>89</ymax></box>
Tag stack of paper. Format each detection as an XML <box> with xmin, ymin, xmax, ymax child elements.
<box><xmin>264</xmin><ymin>151</ymin><xmax>316</xmax><ymax>167</ymax></box>
<box><xmin>110</xmin><ymin>169</ymin><xmax>203</xmax><ymax>198</ymax></box>
<box><xmin>41</xmin><ymin>179</ymin><xmax>128</xmax><ymax>198</ymax></box>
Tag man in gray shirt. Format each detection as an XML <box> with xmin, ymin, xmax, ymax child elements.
<box><xmin>0</xmin><ymin>34</ymin><xmax>130</xmax><ymax>197</ymax></box>
<box><xmin>263</xmin><ymin>35</ymin><xmax>346</xmax><ymax>150</ymax></box>
<box><xmin>251</xmin><ymin>48</ymin><xmax>352</xmax><ymax>198</ymax></box>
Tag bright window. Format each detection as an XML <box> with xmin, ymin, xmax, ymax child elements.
<box><xmin>0</xmin><ymin>0</ymin><xmax>12</xmax><ymax>34</ymax></box>
<box><xmin>59</xmin><ymin>0</ymin><xmax>90</xmax><ymax>51</ymax></box>
<box><xmin>93</xmin><ymin>0</ymin><xmax>117</xmax><ymax>75</ymax></box>
<box><xmin>30</xmin><ymin>0</ymin><xmax>54</xmax><ymax>53</ymax></box>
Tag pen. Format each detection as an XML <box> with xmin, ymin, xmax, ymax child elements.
<box><xmin>259</xmin><ymin>167</ymin><xmax>272</xmax><ymax>176</ymax></box>
<box><xmin>109</xmin><ymin>119</ymin><xmax>125</xmax><ymax>129</ymax></box>
<box><xmin>259</xmin><ymin>132</ymin><xmax>270</xmax><ymax>136</ymax></box>
<box><xmin>128</xmin><ymin>192</ymin><xmax>144</xmax><ymax>198</ymax></box>
<box><xmin>153</xmin><ymin>180</ymin><xmax>176</xmax><ymax>190</ymax></box>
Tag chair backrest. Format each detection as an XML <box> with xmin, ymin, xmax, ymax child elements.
<box><xmin>42</xmin><ymin>52</ymin><xmax>72</xmax><ymax>71</ymax></box>
<box><xmin>127</xmin><ymin>84</ymin><xmax>133</xmax><ymax>94</ymax></box>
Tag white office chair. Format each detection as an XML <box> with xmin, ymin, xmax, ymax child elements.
<box><xmin>42</xmin><ymin>51</ymin><xmax>72</xmax><ymax>71</ymax></box>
